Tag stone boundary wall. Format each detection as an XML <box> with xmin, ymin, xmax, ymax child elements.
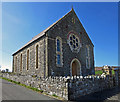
<box><xmin>68</xmin><ymin>75</ymin><xmax>118</xmax><ymax>100</ymax></box>
<box><xmin>1</xmin><ymin>74</ymin><xmax>69</xmax><ymax>100</ymax></box>
<box><xmin>0</xmin><ymin>73</ymin><xmax>119</xmax><ymax>100</ymax></box>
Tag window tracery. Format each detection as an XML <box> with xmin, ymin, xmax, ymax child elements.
<box><xmin>67</xmin><ymin>32</ymin><xmax>81</xmax><ymax>53</ymax></box>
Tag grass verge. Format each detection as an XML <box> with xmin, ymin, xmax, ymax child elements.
<box><xmin>52</xmin><ymin>94</ymin><xmax>58</xmax><ymax>97</ymax></box>
<box><xmin>95</xmin><ymin>70</ymin><xmax>115</xmax><ymax>75</ymax></box>
<box><xmin>0</xmin><ymin>77</ymin><xmax>43</xmax><ymax>93</ymax></box>
<box><xmin>0</xmin><ymin>77</ymin><xmax>64</xmax><ymax>100</ymax></box>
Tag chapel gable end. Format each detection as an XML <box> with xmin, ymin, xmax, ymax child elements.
<box><xmin>46</xmin><ymin>8</ymin><xmax>94</xmax><ymax>47</ymax></box>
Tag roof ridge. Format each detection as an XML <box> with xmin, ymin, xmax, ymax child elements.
<box><xmin>33</xmin><ymin>8</ymin><xmax>73</xmax><ymax>38</ymax></box>
<box><xmin>12</xmin><ymin>9</ymin><xmax>73</xmax><ymax>56</ymax></box>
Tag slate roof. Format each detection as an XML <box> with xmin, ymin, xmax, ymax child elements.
<box><xmin>12</xmin><ymin>8</ymin><xmax>73</xmax><ymax>56</ymax></box>
<box><xmin>12</xmin><ymin>8</ymin><xmax>94</xmax><ymax>56</ymax></box>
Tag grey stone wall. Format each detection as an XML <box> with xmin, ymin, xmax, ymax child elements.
<box><xmin>1</xmin><ymin>73</ymin><xmax>119</xmax><ymax>100</ymax></box>
<box><xmin>1</xmin><ymin>73</ymin><xmax>68</xmax><ymax>100</ymax></box>
<box><xmin>13</xmin><ymin>36</ymin><xmax>47</xmax><ymax>77</ymax></box>
<box><xmin>68</xmin><ymin>75</ymin><xmax>116</xmax><ymax>100</ymax></box>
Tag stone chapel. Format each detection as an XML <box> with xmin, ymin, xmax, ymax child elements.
<box><xmin>12</xmin><ymin>8</ymin><xmax>95</xmax><ymax>77</ymax></box>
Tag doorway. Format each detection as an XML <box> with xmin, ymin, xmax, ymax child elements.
<box><xmin>71</xmin><ymin>58</ymin><xmax>81</xmax><ymax>76</ymax></box>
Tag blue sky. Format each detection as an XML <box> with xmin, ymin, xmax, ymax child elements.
<box><xmin>1</xmin><ymin>2</ymin><xmax>118</xmax><ymax>71</ymax></box>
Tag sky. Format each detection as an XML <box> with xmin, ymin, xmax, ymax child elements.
<box><xmin>1</xmin><ymin>2</ymin><xmax>118</xmax><ymax>71</ymax></box>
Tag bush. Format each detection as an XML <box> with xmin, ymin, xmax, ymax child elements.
<box><xmin>39</xmin><ymin>90</ymin><xmax>43</xmax><ymax>93</ymax></box>
<box><xmin>52</xmin><ymin>94</ymin><xmax>58</xmax><ymax>97</ymax></box>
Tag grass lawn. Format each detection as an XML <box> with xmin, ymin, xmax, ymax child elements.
<box><xmin>95</xmin><ymin>70</ymin><xmax>103</xmax><ymax>75</ymax></box>
<box><xmin>95</xmin><ymin>70</ymin><xmax>115</xmax><ymax>75</ymax></box>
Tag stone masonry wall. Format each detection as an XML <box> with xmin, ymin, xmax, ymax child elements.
<box><xmin>68</xmin><ymin>75</ymin><xmax>116</xmax><ymax>100</ymax></box>
<box><xmin>1</xmin><ymin>73</ymin><xmax>119</xmax><ymax>100</ymax></box>
<box><xmin>1</xmin><ymin>73</ymin><xmax>68</xmax><ymax>100</ymax></box>
<box><xmin>13</xmin><ymin>36</ymin><xmax>47</xmax><ymax>77</ymax></box>
<box><xmin>47</xmin><ymin>9</ymin><xmax>95</xmax><ymax>76</ymax></box>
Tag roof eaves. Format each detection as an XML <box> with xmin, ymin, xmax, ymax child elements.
<box><xmin>12</xmin><ymin>32</ymin><xmax>46</xmax><ymax>56</ymax></box>
<box><xmin>12</xmin><ymin>9</ymin><xmax>73</xmax><ymax>56</ymax></box>
<box><xmin>72</xmin><ymin>9</ymin><xmax>94</xmax><ymax>47</ymax></box>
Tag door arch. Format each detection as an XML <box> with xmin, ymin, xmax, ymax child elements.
<box><xmin>70</xmin><ymin>58</ymin><xmax>82</xmax><ymax>76</ymax></box>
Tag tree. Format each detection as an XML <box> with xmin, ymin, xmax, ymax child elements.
<box><xmin>6</xmin><ymin>69</ymin><xmax>9</xmax><ymax>72</ymax></box>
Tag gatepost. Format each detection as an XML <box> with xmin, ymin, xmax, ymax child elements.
<box><xmin>118</xmin><ymin>67</ymin><xmax>120</xmax><ymax>87</ymax></box>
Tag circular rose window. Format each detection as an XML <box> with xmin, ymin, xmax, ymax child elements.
<box><xmin>67</xmin><ymin>32</ymin><xmax>82</xmax><ymax>53</ymax></box>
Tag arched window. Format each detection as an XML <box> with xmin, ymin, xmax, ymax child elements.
<box><xmin>56</xmin><ymin>37</ymin><xmax>63</xmax><ymax>67</ymax></box>
<box><xmin>86</xmin><ymin>46</ymin><xmax>88</xmax><ymax>57</ymax></box>
<box><xmin>20</xmin><ymin>54</ymin><xmax>22</xmax><ymax>72</ymax></box>
<box><xmin>27</xmin><ymin>50</ymin><xmax>29</xmax><ymax>70</ymax></box>
<box><xmin>57</xmin><ymin>39</ymin><xmax>60</xmax><ymax>52</ymax></box>
<box><xmin>36</xmin><ymin>45</ymin><xmax>38</xmax><ymax>68</ymax></box>
<box><xmin>86</xmin><ymin>45</ymin><xmax>90</xmax><ymax>69</ymax></box>
<box><xmin>15</xmin><ymin>56</ymin><xmax>17</xmax><ymax>72</ymax></box>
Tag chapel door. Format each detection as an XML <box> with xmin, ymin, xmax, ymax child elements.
<box><xmin>72</xmin><ymin>61</ymin><xmax>77</xmax><ymax>76</ymax></box>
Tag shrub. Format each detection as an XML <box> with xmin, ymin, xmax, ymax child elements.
<box><xmin>52</xmin><ymin>94</ymin><xmax>58</xmax><ymax>97</ymax></box>
<box><xmin>39</xmin><ymin>90</ymin><xmax>43</xmax><ymax>93</ymax></box>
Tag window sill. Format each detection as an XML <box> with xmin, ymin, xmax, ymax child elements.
<box><xmin>56</xmin><ymin>64</ymin><xmax>63</xmax><ymax>68</ymax></box>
